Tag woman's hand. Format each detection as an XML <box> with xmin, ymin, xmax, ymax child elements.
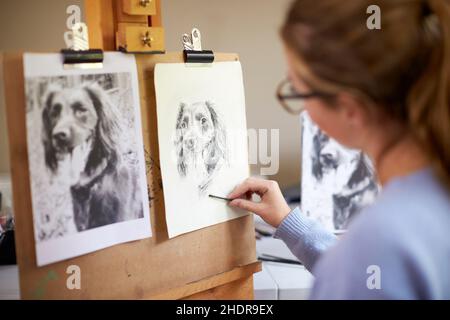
<box><xmin>228</xmin><ymin>177</ymin><xmax>291</xmax><ymax>228</ymax></box>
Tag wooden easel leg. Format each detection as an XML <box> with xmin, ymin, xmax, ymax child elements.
<box><xmin>84</xmin><ymin>0</ymin><xmax>116</xmax><ymax>50</ymax></box>
<box><xmin>149</xmin><ymin>0</ymin><xmax>163</xmax><ymax>27</ymax></box>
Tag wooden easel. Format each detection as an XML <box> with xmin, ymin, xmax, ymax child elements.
<box><xmin>2</xmin><ymin>0</ymin><xmax>261</xmax><ymax>299</ymax></box>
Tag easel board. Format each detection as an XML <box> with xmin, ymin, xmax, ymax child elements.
<box><xmin>2</xmin><ymin>51</ymin><xmax>259</xmax><ymax>299</ymax></box>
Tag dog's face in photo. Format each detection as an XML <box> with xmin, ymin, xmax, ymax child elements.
<box><xmin>42</xmin><ymin>83</ymin><xmax>120</xmax><ymax>179</ymax></box>
<box><xmin>174</xmin><ymin>101</ymin><xmax>227</xmax><ymax>193</ymax></box>
<box><xmin>40</xmin><ymin>82</ymin><xmax>142</xmax><ymax>232</ymax></box>
<box><xmin>43</xmin><ymin>87</ymin><xmax>98</xmax><ymax>156</ymax></box>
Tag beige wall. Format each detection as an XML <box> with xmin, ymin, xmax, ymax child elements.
<box><xmin>0</xmin><ymin>0</ymin><xmax>300</xmax><ymax>187</ymax></box>
<box><xmin>0</xmin><ymin>0</ymin><xmax>81</xmax><ymax>51</ymax></box>
<box><xmin>0</xmin><ymin>0</ymin><xmax>83</xmax><ymax>174</ymax></box>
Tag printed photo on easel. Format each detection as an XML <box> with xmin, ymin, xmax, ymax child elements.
<box><xmin>154</xmin><ymin>61</ymin><xmax>250</xmax><ymax>238</ymax></box>
<box><xmin>23</xmin><ymin>53</ymin><xmax>151</xmax><ymax>266</ymax></box>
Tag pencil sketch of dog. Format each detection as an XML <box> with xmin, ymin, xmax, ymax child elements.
<box><xmin>41</xmin><ymin>82</ymin><xmax>143</xmax><ymax>232</ymax></box>
<box><xmin>332</xmin><ymin>153</ymin><xmax>378</xmax><ymax>229</ymax></box>
<box><xmin>174</xmin><ymin>101</ymin><xmax>227</xmax><ymax>195</ymax></box>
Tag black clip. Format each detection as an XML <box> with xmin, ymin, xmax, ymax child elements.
<box><xmin>61</xmin><ymin>49</ymin><xmax>104</xmax><ymax>66</ymax></box>
<box><xmin>182</xmin><ymin>28</ymin><xmax>214</xmax><ymax>63</ymax></box>
<box><xmin>183</xmin><ymin>50</ymin><xmax>214</xmax><ymax>63</ymax></box>
<box><xmin>61</xmin><ymin>22</ymin><xmax>103</xmax><ymax>69</ymax></box>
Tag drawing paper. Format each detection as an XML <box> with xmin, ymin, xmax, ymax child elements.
<box><xmin>154</xmin><ymin>61</ymin><xmax>250</xmax><ymax>238</ymax></box>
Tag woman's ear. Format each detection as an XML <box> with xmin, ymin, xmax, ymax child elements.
<box><xmin>332</xmin><ymin>92</ymin><xmax>374</xmax><ymax>149</ymax></box>
<box><xmin>336</xmin><ymin>92</ymin><xmax>365</xmax><ymax>126</ymax></box>
<box><xmin>335</xmin><ymin>93</ymin><xmax>368</xmax><ymax>128</ymax></box>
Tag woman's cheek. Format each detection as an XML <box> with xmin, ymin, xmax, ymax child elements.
<box><xmin>305</xmin><ymin>102</ymin><xmax>332</xmax><ymax>133</ymax></box>
<box><xmin>305</xmin><ymin>102</ymin><xmax>349</xmax><ymax>146</ymax></box>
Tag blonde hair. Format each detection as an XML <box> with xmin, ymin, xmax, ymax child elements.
<box><xmin>282</xmin><ymin>0</ymin><xmax>450</xmax><ymax>189</ymax></box>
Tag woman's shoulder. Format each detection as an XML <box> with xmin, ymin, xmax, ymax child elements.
<box><xmin>346</xmin><ymin>167</ymin><xmax>450</xmax><ymax>263</ymax></box>
<box><xmin>377</xmin><ymin>167</ymin><xmax>450</xmax><ymax>210</ymax></box>
<box><xmin>310</xmin><ymin>168</ymin><xmax>450</xmax><ymax>299</ymax></box>
<box><xmin>334</xmin><ymin>168</ymin><xmax>444</xmax><ymax>234</ymax></box>
<box><xmin>359</xmin><ymin>168</ymin><xmax>450</xmax><ymax>235</ymax></box>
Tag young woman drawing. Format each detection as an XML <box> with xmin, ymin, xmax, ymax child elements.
<box><xmin>229</xmin><ymin>0</ymin><xmax>450</xmax><ymax>299</ymax></box>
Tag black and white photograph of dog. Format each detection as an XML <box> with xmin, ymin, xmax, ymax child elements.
<box><xmin>25</xmin><ymin>73</ymin><xmax>145</xmax><ymax>240</ymax></box>
<box><xmin>174</xmin><ymin>101</ymin><xmax>228</xmax><ymax>195</ymax></box>
<box><xmin>301</xmin><ymin>113</ymin><xmax>379</xmax><ymax>231</ymax></box>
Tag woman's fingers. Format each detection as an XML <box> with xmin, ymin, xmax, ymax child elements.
<box><xmin>229</xmin><ymin>198</ymin><xmax>264</xmax><ymax>214</ymax></box>
<box><xmin>228</xmin><ymin>178</ymin><xmax>291</xmax><ymax>227</ymax></box>
<box><xmin>227</xmin><ymin>179</ymin><xmax>252</xmax><ymax>198</ymax></box>
<box><xmin>228</xmin><ymin>177</ymin><xmax>270</xmax><ymax>199</ymax></box>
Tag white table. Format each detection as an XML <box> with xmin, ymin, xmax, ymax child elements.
<box><xmin>253</xmin><ymin>236</ymin><xmax>314</xmax><ymax>300</ymax></box>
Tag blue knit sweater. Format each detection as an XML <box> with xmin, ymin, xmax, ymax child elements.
<box><xmin>274</xmin><ymin>168</ymin><xmax>450</xmax><ymax>299</ymax></box>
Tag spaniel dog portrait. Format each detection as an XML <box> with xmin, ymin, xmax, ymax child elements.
<box><xmin>331</xmin><ymin>153</ymin><xmax>379</xmax><ymax>230</ymax></box>
<box><xmin>41</xmin><ymin>83</ymin><xmax>143</xmax><ymax>232</ymax></box>
<box><xmin>307</xmin><ymin>118</ymin><xmax>378</xmax><ymax>230</ymax></box>
<box><xmin>174</xmin><ymin>101</ymin><xmax>227</xmax><ymax>195</ymax></box>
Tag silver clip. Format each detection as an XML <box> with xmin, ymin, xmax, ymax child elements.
<box><xmin>182</xmin><ymin>33</ymin><xmax>194</xmax><ymax>51</ymax></box>
<box><xmin>182</xmin><ymin>27</ymin><xmax>202</xmax><ymax>51</ymax></box>
<box><xmin>191</xmin><ymin>28</ymin><xmax>202</xmax><ymax>51</ymax></box>
<box><xmin>72</xmin><ymin>22</ymin><xmax>89</xmax><ymax>51</ymax></box>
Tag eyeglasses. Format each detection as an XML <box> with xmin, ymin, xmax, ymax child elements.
<box><xmin>276</xmin><ymin>78</ymin><xmax>334</xmax><ymax>114</ymax></box>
